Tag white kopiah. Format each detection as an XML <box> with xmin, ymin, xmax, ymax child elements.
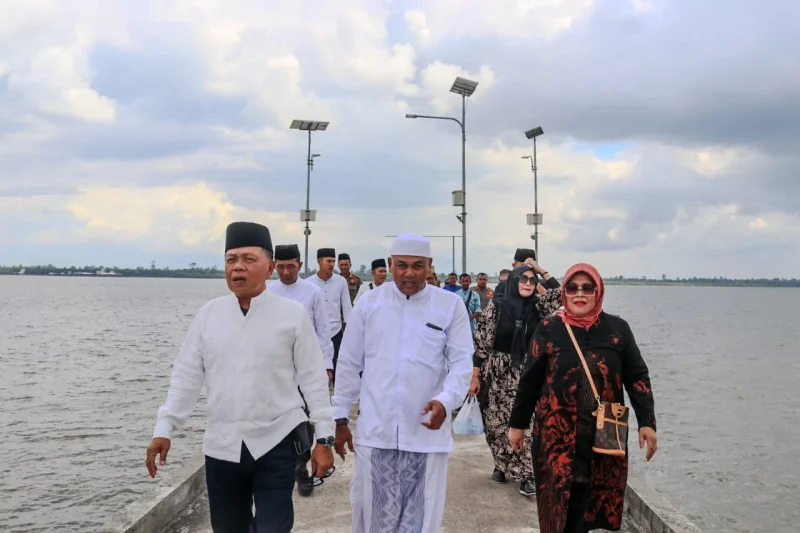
<box><xmin>389</xmin><ymin>233</ymin><xmax>432</xmax><ymax>258</ymax></box>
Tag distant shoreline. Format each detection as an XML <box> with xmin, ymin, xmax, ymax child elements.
<box><xmin>2</xmin><ymin>270</ymin><xmax>798</xmax><ymax>288</ymax></box>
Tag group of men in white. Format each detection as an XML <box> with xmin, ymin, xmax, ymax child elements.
<box><xmin>145</xmin><ymin>221</ymin><xmax>474</xmax><ymax>533</ymax></box>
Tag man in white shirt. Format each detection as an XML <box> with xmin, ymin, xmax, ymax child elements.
<box><xmin>332</xmin><ymin>233</ymin><xmax>474</xmax><ymax>533</ymax></box>
<box><xmin>268</xmin><ymin>243</ymin><xmax>334</xmax><ymax>498</ymax></box>
<box><xmin>145</xmin><ymin>222</ymin><xmax>335</xmax><ymax>533</ymax></box>
<box><xmin>353</xmin><ymin>258</ymin><xmax>388</xmax><ymax>304</ymax></box>
<box><xmin>269</xmin><ymin>244</ymin><xmax>334</xmax><ymax>377</ymax></box>
<box><xmin>306</xmin><ymin>247</ymin><xmax>352</xmax><ymax>381</ymax></box>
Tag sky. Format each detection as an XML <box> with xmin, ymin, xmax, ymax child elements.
<box><xmin>1</xmin><ymin>0</ymin><xmax>798</xmax><ymax>279</ymax></box>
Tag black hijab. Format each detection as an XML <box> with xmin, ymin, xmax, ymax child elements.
<box><xmin>492</xmin><ymin>265</ymin><xmax>538</xmax><ymax>366</ymax></box>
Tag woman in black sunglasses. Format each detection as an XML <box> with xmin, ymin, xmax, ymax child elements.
<box><xmin>469</xmin><ymin>264</ymin><xmax>562</xmax><ymax>497</ymax></box>
<box><xmin>508</xmin><ymin>263</ymin><xmax>658</xmax><ymax>533</ymax></box>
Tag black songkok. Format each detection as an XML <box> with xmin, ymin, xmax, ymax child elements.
<box><xmin>225</xmin><ymin>222</ymin><xmax>272</xmax><ymax>254</ymax></box>
<box><xmin>274</xmin><ymin>244</ymin><xmax>301</xmax><ymax>261</ymax></box>
<box><xmin>371</xmin><ymin>258</ymin><xmax>387</xmax><ymax>270</ymax></box>
<box><xmin>317</xmin><ymin>248</ymin><xmax>336</xmax><ymax>259</ymax></box>
<box><xmin>514</xmin><ymin>248</ymin><xmax>536</xmax><ymax>263</ymax></box>
<box><xmin>338</xmin><ymin>253</ymin><xmax>351</xmax><ymax>261</ymax></box>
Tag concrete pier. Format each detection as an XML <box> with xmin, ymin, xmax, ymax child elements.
<box><xmin>163</xmin><ymin>434</ymin><xmax>560</xmax><ymax>533</ymax></box>
<box><xmin>145</xmin><ymin>432</ymin><xmax>647</xmax><ymax>533</ymax></box>
<box><xmin>121</xmin><ymin>406</ymin><xmax>700</xmax><ymax>533</ymax></box>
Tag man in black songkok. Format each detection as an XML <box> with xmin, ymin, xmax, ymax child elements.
<box><xmin>337</xmin><ymin>253</ymin><xmax>362</xmax><ymax>305</ymax></box>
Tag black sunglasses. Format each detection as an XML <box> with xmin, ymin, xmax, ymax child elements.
<box><xmin>519</xmin><ymin>275</ymin><xmax>537</xmax><ymax>285</ymax></box>
<box><xmin>311</xmin><ymin>465</ymin><xmax>336</xmax><ymax>487</ymax></box>
<box><xmin>565</xmin><ymin>282</ymin><xmax>597</xmax><ymax>296</ymax></box>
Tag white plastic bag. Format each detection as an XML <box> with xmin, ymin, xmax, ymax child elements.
<box><xmin>453</xmin><ymin>396</ymin><xmax>484</xmax><ymax>435</ymax></box>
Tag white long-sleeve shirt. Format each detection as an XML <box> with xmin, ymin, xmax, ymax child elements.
<box><xmin>353</xmin><ymin>280</ymin><xmax>382</xmax><ymax>304</ymax></box>
<box><xmin>332</xmin><ymin>282</ymin><xmax>474</xmax><ymax>453</ymax></box>
<box><xmin>268</xmin><ymin>278</ymin><xmax>335</xmax><ymax>370</ymax></box>
<box><xmin>152</xmin><ymin>290</ymin><xmax>335</xmax><ymax>463</ymax></box>
<box><xmin>306</xmin><ymin>273</ymin><xmax>352</xmax><ymax>335</ymax></box>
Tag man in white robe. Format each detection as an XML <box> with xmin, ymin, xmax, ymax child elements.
<box><xmin>145</xmin><ymin>222</ymin><xmax>335</xmax><ymax>532</ymax></box>
<box><xmin>269</xmin><ymin>244</ymin><xmax>334</xmax><ymax>375</ymax></box>
<box><xmin>332</xmin><ymin>233</ymin><xmax>474</xmax><ymax>533</ymax></box>
<box><xmin>353</xmin><ymin>258</ymin><xmax>388</xmax><ymax>304</ymax></box>
<box><xmin>307</xmin><ymin>247</ymin><xmax>352</xmax><ymax>381</ymax></box>
<box><xmin>268</xmin><ymin>243</ymin><xmax>334</xmax><ymax>498</ymax></box>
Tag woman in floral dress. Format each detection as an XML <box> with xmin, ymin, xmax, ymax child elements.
<box><xmin>469</xmin><ymin>261</ymin><xmax>561</xmax><ymax>496</ymax></box>
<box><xmin>508</xmin><ymin>263</ymin><xmax>658</xmax><ymax>533</ymax></box>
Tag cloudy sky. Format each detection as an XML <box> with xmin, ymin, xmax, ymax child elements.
<box><xmin>1</xmin><ymin>0</ymin><xmax>797</xmax><ymax>279</ymax></box>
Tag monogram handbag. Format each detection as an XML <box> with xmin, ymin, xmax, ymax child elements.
<box><xmin>565</xmin><ymin>323</ymin><xmax>629</xmax><ymax>457</ymax></box>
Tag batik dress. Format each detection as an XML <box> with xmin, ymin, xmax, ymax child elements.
<box><xmin>473</xmin><ymin>289</ymin><xmax>562</xmax><ymax>481</ymax></box>
<box><xmin>510</xmin><ymin>313</ymin><xmax>657</xmax><ymax>533</ymax></box>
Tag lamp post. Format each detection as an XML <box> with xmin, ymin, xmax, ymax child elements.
<box><xmin>405</xmin><ymin>76</ymin><xmax>478</xmax><ymax>273</ymax></box>
<box><xmin>385</xmin><ymin>235</ymin><xmax>463</xmax><ymax>274</ymax></box>
<box><xmin>523</xmin><ymin>126</ymin><xmax>544</xmax><ymax>260</ymax></box>
<box><xmin>290</xmin><ymin>119</ymin><xmax>329</xmax><ymax>276</ymax></box>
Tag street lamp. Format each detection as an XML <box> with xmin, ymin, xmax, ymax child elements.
<box><xmin>385</xmin><ymin>235</ymin><xmax>463</xmax><ymax>274</ymax></box>
<box><xmin>290</xmin><ymin>119</ymin><xmax>330</xmax><ymax>276</ymax></box>
<box><xmin>523</xmin><ymin>126</ymin><xmax>544</xmax><ymax>260</ymax></box>
<box><xmin>405</xmin><ymin>76</ymin><xmax>478</xmax><ymax>273</ymax></box>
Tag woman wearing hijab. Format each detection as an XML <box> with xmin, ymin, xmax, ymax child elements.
<box><xmin>508</xmin><ymin>264</ymin><xmax>658</xmax><ymax>533</ymax></box>
<box><xmin>469</xmin><ymin>264</ymin><xmax>561</xmax><ymax>496</ymax></box>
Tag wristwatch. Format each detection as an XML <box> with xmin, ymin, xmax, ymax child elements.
<box><xmin>316</xmin><ymin>436</ymin><xmax>335</xmax><ymax>448</ymax></box>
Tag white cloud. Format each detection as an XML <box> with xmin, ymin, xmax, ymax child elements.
<box><xmin>405</xmin><ymin>0</ymin><xmax>596</xmax><ymax>43</ymax></box>
<box><xmin>1</xmin><ymin>183</ymin><xmax>298</xmax><ymax>253</ymax></box>
<box><xmin>0</xmin><ymin>0</ymin><xmax>797</xmax><ymax>279</ymax></box>
<box><xmin>404</xmin><ymin>10</ymin><xmax>432</xmax><ymax>45</ymax></box>
<box><xmin>8</xmin><ymin>46</ymin><xmax>117</xmax><ymax>123</ymax></box>
<box><xmin>678</xmin><ymin>146</ymin><xmax>764</xmax><ymax>178</ymax></box>
<box><xmin>0</xmin><ymin>0</ymin><xmax>130</xmax><ymax>123</ymax></box>
<box><xmin>417</xmin><ymin>61</ymin><xmax>496</xmax><ymax>114</ymax></box>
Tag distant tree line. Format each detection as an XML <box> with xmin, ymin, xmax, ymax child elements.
<box><xmin>1</xmin><ymin>264</ymin><xmax>798</xmax><ymax>287</ymax></box>
<box><xmin>603</xmin><ymin>275</ymin><xmax>800</xmax><ymax>288</ymax></box>
<box><xmin>0</xmin><ymin>263</ymin><xmax>225</xmax><ymax>279</ymax></box>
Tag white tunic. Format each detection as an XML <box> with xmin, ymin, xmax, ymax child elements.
<box><xmin>332</xmin><ymin>282</ymin><xmax>474</xmax><ymax>453</ymax></box>
<box><xmin>353</xmin><ymin>280</ymin><xmax>382</xmax><ymax>304</ymax></box>
<box><xmin>268</xmin><ymin>278</ymin><xmax>335</xmax><ymax>370</ymax></box>
<box><xmin>152</xmin><ymin>290</ymin><xmax>335</xmax><ymax>462</ymax></box>
<box><xmin>306</xmin><ymin>272</ymin><xmax>352</xmax><ymax>335</ymax></box>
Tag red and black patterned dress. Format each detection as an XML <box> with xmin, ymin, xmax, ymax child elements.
<box><xmin>473</xmin><ymin>290</ymin><xmax>562</xmax><ymax>481</ymax></box>
<box><xmin>509</xmin><ymin>312</ymin><xmax>656</xmax><ymax>533</ymax></box>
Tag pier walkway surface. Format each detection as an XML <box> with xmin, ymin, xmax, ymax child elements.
<box><xmin>163</xmin><ymin>432</ymin><xmax>636</xmax><ymax>533</ymax></box>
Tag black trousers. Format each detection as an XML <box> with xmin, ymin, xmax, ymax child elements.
<box><xmin>205</xmin><ymin>437</ymin><xmax>297</xmax><ymax>533</ymax></box>
<box><xmin>563</xmin><ymin>482</ymin><xmax>591</xmax><ymax>533</ymax></box>
<box><xmin>331</xmin><ymin>327</ymin><xmax>344</xmax><ymax>374</ymax></box>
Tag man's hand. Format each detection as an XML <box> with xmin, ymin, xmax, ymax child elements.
<box><xmin>468</xmin><ymin>376</ymin><xmax>480</xmax><ymax>397</ymax></box>
<box><xmin>334</xmin><ymin>424</ymin><xmax>354</xmax><ymax>460</ymax></box>
<box><xmin>639</xmin><ymin>427</ymin><xmax>658</xmax><ymax>461</ymax></box>
<box><xmin>508</xmin><ymin>428</ymin><xmax>524</xmax><ymax>452</ymax></box>
<box><xmin>145</xmin><ymin>437</ymin><xmax>171</xmax><ymax>478</ymax></box>
<box><xmin>421</xmin><ymin>400</ymin><xmax>447</xmax><ymax>430</ymax></box>
<box><xmin>327</xmin><ymin>370</ymin><xmax>334</xmax><ymax>385</ymax></box>
<box><xmin>311</xmin><ymin>444</ymin><xmax>334</xmax><ymax>478</ymax></box>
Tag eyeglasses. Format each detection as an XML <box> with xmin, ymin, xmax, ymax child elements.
<box><xmin>311</xmin><ymin>465</ymin><xmax>336</xmax><ymax>488</ymax></box>
<box><xmin>565</xmin><ymin>282</ymin><xmax>597</xmax><ymax>296</ymax></box>
<box><xmin>519</xmin><ymin>276</ymin><xmax>537</xmax><ymax>285</ymax></box>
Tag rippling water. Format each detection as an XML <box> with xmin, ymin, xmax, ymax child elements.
<box><xmin>1</xmin><ymin>277</ymin><xmax>797</xmax><ymax>532</ymax></box>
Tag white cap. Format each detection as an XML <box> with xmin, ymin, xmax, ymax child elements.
<box><xmin>389</xmin><ymin>233</ymin><xmax>431</xmax><ymax>258</ymax></box>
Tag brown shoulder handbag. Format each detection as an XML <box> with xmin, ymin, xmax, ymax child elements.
<box><xmin>565</xmin><ymin>323</ymin><xmax>629</xmax><ymax>457</ymax></box>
